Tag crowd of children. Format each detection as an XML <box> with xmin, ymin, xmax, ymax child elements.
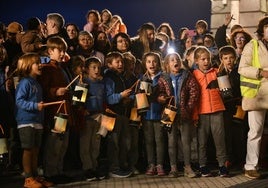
<box><xmin>0</xmin><ymin>9</ymin><xmax>266</xmax><ymax>188</ymax></box>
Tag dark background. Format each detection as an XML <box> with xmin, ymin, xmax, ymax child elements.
<box><xmin>0</xmin><ymin>0</ymin><xmax>211</xmax><ymax>37</ymax></box>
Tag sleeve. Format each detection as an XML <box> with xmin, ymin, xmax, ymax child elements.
<box><xmin>104</xmin><ymin>77</ymin><xmax>122</xmax><ymax>105</ymax></box>
<box><xmin>238</xmin><ymin>40</ymin><xmax>259</xmax><ymax>79</ymax></box>
<box><xmin>15</xmin><ymin>80</ymin><xmax>38</xmax><ymax>111</ymax></box>
<box><xmin>186</xmin><ymin>74</ymin><xmax>200</xmax><ymax>113</ymax></box>
<box><xmin>215</xmin><ymin>25</ymin><xmax>228</xmax><ymax>49</ymax></box>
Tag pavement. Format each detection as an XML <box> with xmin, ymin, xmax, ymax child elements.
<box><xmin>1</xmin><ymin>167</ymin><xmax>268</xmax><ymax>188</ymax></box>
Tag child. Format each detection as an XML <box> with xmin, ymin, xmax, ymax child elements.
<box><xmin>193</xmin><ymin>20</ymin><xmax>209</xmax><ymax>44</ymax></box>
<box><xmin>104</xmin><ymin>51</ymin><xmax>132</xmax><ymax>178</ymax></box>
<box><xmin>192</xmin><ymin>46</ymin><xmax>228</xmax><ymax>177</ymax></box>
<box><xmin>218</xmin><ymin>46</ymin><xmax>245</xmax><ymax>167</ymax></box>
<box><xmin>158</xmin><ymin>52</ymin><xmax>200</xmax><ymax>178</ymax></box>
<box><xmin>80</xmin><ymin>57</ymin><xmax>106</xmax><ymax>180</ymax></box>
<box><xmin>15</xmin><ymin>53</ymin><xmax>52</xmax><ymax>188</ymax></box>
<box><xmin>140</xmin><ymin>52</ymin><xmax>165</xmax><ymax>176</ymax></box>
<box><xmin>37</xmin><ymin>36</ymin><xmax>72</xmax><ymax>183</ymax></box>
<box><xmin>122</xmin><ymin>52</ymin><xmax>140</xmax><ymax>174</ymax></box>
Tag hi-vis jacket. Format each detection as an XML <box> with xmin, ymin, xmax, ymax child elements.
<box><xmin>238</xmin><ymin>39</ymin><xmax>268</xmax><ymax>110</ymax></box>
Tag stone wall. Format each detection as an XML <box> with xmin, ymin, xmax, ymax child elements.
<box><xmin>210</xmin><ymin>0</ymin><xmax>267</xmax><ymax>37</ymax></box>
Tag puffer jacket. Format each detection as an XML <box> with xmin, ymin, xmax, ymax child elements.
<box><xmin>193</xmin><ymin>68</ymin><xmax>225</xmax><ymax>114</ymax></box>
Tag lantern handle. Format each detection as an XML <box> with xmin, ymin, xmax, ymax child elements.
<box><xmin>56</xmin><ymin>100</ymin><xmax>67</xmax><ymax>114</ymax></box>
<box><xmin>0</xmin><ymin>124</ymin><xmax>4</xmax><ymax>135</ymax></box>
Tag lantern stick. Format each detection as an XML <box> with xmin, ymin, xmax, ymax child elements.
<box><xmin>65</xmin><ymin>75</ymin><xmax>80</xmax><ymax>89</ymax></box>
<box><xmin>43</xmin><ymin>100</ymin><xmax>65</xmax><ymax>107</ymax></box>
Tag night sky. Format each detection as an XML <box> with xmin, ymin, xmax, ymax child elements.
<box><xmin>0</xmin><ymin>0</ymin><xmax>211</xmax><ymax>37</ymax></box>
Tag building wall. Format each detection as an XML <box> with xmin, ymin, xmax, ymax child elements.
<box><xmin>210</xmin><ymin>0</ymin><xmax>267</xmax><ymax>37</ymax></box>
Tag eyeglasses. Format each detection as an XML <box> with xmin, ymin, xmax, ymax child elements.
<box><xmin>234</xmin><ymin>37</ymin><xmax>246</xmax><ymax>41</ymax></box>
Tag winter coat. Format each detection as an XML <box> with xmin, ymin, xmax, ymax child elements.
<box><xmin>238</xmin><ymin>39</ymin><xmax>268</xmax><ymax>110</ymax></box>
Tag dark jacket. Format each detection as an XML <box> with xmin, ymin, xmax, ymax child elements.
<box><xmin>104</xmin><ymin>69</ymin><xmax>128</xmax><ymax>115</ymax></box>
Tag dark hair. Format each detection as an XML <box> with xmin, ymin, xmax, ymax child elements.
<box><xmin>70</xmin><ymin>55</ymin><xmax>84</xmax><ymax>72</ymax></box>
<box><xmin>218</xmin><ymin>45</ymin><xmax>236</xmax><ymax>59</ymax></box>
<box><xmin>195</xmin><ymin>20</ymin><xmax>208</xmax><ymax>29</ymax></box>
<box><xmin>157</xmin><ymin>22</ymin><xmax>175</xmax><ymax>40</ymax></box>
<box><xmin>85</xmin><ymin>56</ymin><xmax>101</xmax><ymax>68</ymax></box>
<box><xmin>138</xmin><ymin>22</ymin><xmax>155</xmax><ymax>34</ymax></box>
<box><xmin>85</xmin><ymin>9</ymin><xmax>100</xmax><ymax>23</ymax></box>
<box><xmin>65</xmin><ymin>23</ymin><xmax>80</xmax><ymax>33</ymax></box>
<box><xmin>256</xmin><ymin>16</ymin><xmax>268</xmax><ymax>38</ymax></box>
<box><xmin>27</xmin><ymin>17</ymin><xmax>41</xmax><ymax>30</ymax></box>
<box><xmin>111</xmin><ymin>32</ymin><xmax>131</xmax><ymax>51</ymax></box>
<box><xmin>142</xmin><ymin>51</ymin><xmax>162</xmax><ymax>72</ymax></box>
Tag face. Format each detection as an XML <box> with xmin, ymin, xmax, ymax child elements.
<box><xmin>46</xmin><ymin>18</ymin><xmax>55</xmax><ymax>36</ymax></box>
<box><xmin>87</xmin><ymin>13</ymin><xmax>99</xmax><ymax>24</ymax></box>
<box><xmin>0</xmin><ymin>34</ymin><xmax>5</xmax><ymax>45</ymax></box>
<box><xmin>185</xmin><ymin>37</ymin><xmax>193</xmax><ymax>49</ymax></box>
<box><xmin>234</xmin><ymin>33</ymin><xmax>246</xmax><ymax>49</ymax></box>
<box><xmin>159</xmin><ymin>26</ymin><xmax>168</xmax><ymax>35</ymax></box>
<box><xmin>263</xmin><ymin>24</ymin><xmax>268</xmax><ymax>40</ymax></box>
<box><xmin>195</xmin><ymin>52</ymin><xmax>211</xmax><ymax>72</ymax></box>
<box><xmin>146</xmin><ymin>29</ymin><xmax>155</xmax><ymax>43</ymax></box>
<box><xmin>167</xmin><ymin>54</ymin><xmax>181</xmax><ymax>74</ymax></box>
<box><xmin>145</xmin><ymin>55</ymin><xmax>158</xmax><ymax>76</ymax></box>
<box><xmin>96</xmin><ymin>32</ymin><xmax>108</xmax><ymax>47</ymax></box>
<box><xmin>116</xmin><ymin>36</ymin><xmax>129</xmax><ymax>52</ymax></box>
<box><xmin>186</xmin><ymin>51</ymin><xmax>195</xmax><ymax>68</ymax></box>
<box><xmin>30</xmin><ymin>61</ymin><xmax>42</xmax><ymax>77</ymax></box>
<box><xmin>196</xmin><ymin>26</ymin><xmax>205</xmax><ymax>35</ymax></box>
<box><xmin>66</xmin><ymin>25</ymin><xmax>78</xmax><ymax>39</ymax></box>
<box><xmin>48</xmin><ymin>48</ymin><xmax>65</xmax><ymax>62</ymax></box>
<box><xmin>101</xmin><ymin>12</ymin><xmax>110</xmax><ymax>23</ymax></box>
<box><xmin>204</xmin><ymin>37</ymin><xmax>213</xmax><ymax>48</ymax></box>
<box><xmin>78</xmin><ymin>34</ymin><xmax>94</xmax><ymax>50</ymax></box>
<box><xmin>73</xmin><ymin>65</ymin><xmax>83</xmax><ymax>76</ymax></box>
<box><xmin>87</xmin><ymin>62</ymin><xmax>101</xmax><ymax>80</ymax></box>
<box><xmin>125</xmin><ymin>60</ymin><xmax>135</xmax><ymax>73</ymax></box>
<box><xmin>221</xmin><ymin>53</ymin><xmax>236</xmax><ymax>72</ymax></box>
<box><xmin>108</xmin><ymin>57</ymin><xmax>124</xmax><ymax>73</ymax></box>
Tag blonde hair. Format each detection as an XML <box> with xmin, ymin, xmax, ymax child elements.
<box><xmin>17</xmin><ymin>53</ymin><xmax>40</xmax><ymax>78</ymax></box>
<box><xmin>194</xmin><ymin>46</ymin><xmax>211</xmax><ymax>61</ymax></box>
<box><xmin>163</xmin><ymin>52</ymin><xmax>182</xmax><ymax>73</ymax></box>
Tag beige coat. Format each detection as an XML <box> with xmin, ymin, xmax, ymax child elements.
<box><xmin>238</xmin><ymin>39</ymin><xmax>268</xmax><ymax>110</ymax></box>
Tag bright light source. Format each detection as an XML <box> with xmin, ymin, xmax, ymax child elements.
<box><xmin>167</xmin><ymin>47</ymin><xmax>175</xmax><ymax>54</ymax></box>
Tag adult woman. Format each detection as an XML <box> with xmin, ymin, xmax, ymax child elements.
<box><xmin>111</xmin><ymin>32</ymin><xmax>131</xmax><ymax>53</ymax></box>
<box><xmin>238</xmin><ymin>16</ymin><xmax>268</xmax><ymax>179</ymax></box>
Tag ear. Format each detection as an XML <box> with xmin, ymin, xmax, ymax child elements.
<box><xmin>47</xmin><ymin>48</ymin><xmax>53</xmax><ymax>55</ymax></box>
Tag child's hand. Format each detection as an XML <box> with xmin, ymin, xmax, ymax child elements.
<box><xmin>37</xmin><ymin>101</ymin><xmax>44</xmax><ymax>111</ymax></box>
<box><xmin>56</xmin><ymin>87</ymin><xmax>68</xmax><ymax>96</ymax></box>
<box><xmin>157</xmin><ymin>95</ymin><xmax>167</xmax><ymax>104</ymax></box>
<box><xmin>120</xmin><ymin>88</ymin><xmax>132</xmax><ymax>98</ymax></box>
